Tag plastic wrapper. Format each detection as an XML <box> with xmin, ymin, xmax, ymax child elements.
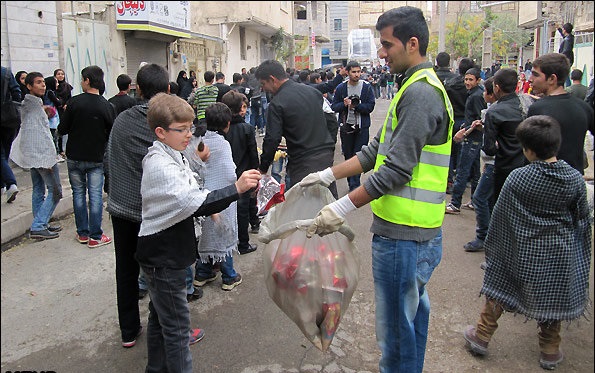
<box><xmin>256</xmin><ymin>174</ymin><xmax>285</xmax><ymax>216</ymax></box>
<box><xmin>259</xmin><ymin>184</ymin><xmax>359</xmax><ymax>351</ymax></box>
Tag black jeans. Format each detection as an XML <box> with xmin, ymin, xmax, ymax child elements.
<box><xmin>237</xmin><ymin>192</ymin><xmax>259</xmax><ymax>250</ymax></box>
<box><xmin>111</xmin><ymin>215</ymin><xmax>142</xmax><ymax>341</ymax></box>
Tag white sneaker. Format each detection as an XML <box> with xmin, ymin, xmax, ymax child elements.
<box><xmin>6</xmin><ymin>184</ymin><xmax>18</xmax><ymax>203</ymax></box>
<box><xmin>1</xmin><ymin>186</ymin><xmax>5</xmax><ymax>196</ymax></box>
<box><xmin>56</xmin><ymin>155</ymin><xmax>65</xmax><ymax>163</ymax></box>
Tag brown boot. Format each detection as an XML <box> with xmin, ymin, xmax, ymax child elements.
<box><xmin>463</xmin><ymin>325</ymin><xmax>489</xmax><ymax>356</ymax></box>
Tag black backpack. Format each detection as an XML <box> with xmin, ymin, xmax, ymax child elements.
<box><xmin>442</xmin><ymin>75</ymin><xmax>467</xmax><ymax>116</ymax></box>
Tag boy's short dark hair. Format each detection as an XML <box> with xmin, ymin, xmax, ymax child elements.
<box><xmin>493</xmin><ymin>68</ymin><xmax>518</xmax><ymax>94</ymax></box>
<box><xmin>205</xmin><ymin>102</ymin><xmax>232</xmax><ymax>132</ymax></box>
<box><xmin>570</xmin><ymin>69</ymin><xmax>583</xmax><ymax>81</ymax></box>
<box><xmin>215</xmin><ymin>72</ymin><xmax>225</xmax><ymax>81</ymax></box>
<box><xmin>562</xmin><ymin>23</ymin><xmax>573</xmax><ymax>34</ymax></box>
<box><xmin>483</xmin><ymin>77</ymin><xmax>495</xmax><ymax>95</ymax></box>
<box><xmin>516</xmin><ymin>115</ymin><xmax>561</xmax><ymax>160</ymax></box>
<box><xmin>204</xmin><ymin>71</ymin><xmax>215</xmax><ymax>83</ymax></box>
<box><xmin>25</xmin><ymin>71</ymin><xmax>44</xmax><ymax>86</ymax></box>
<box><xmin>221</xmin><ymin>90</ymin><xmax>247</xmax><ymax>115</ymax></box>
<box><xmin>81</xmin><ymin>65</ymin><xmax>105</xmax><ymax>93</ymax></box>
<box><xmin>531</xmin><ymin>53</ymin><xmax>570</xmax><ymax>87</ymax></box>
<box><xmin>465</xmin><ymin>68</ymin><xmax>481</xmax><ymax>79</ymax></box>
<box><xmin>116</xmin><ymin>74</ymin><xmax>132</xmax><ymax>91</ymax></box>
<box><xmin>147</xmin><ymin>93</ymin><xmax>195</xmax><ymax>132</ymax></box>
<box><xmin>458</xmin><ymin>58</ymin><xmax>476</xmax><ymax>76</ymax></box>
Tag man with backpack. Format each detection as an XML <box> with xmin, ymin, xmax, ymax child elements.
<box><xmin>1</xmin><ymin>66</ymin><xmax>22</xmax><ymax>203</ymax></box>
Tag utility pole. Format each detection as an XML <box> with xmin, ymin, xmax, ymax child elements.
<box><xmin>307</xmin><ymin>1</ymin><xmax>314</xmax><ymax>70</ymax></box>
<box><xmin>438</xmin><ymin>1</ymin><xmax>446</xmax><ymax>52</ymax></box>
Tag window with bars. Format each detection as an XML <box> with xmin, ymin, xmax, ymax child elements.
<box><xmin>334</xmin><ymin>39</ymin><xmax>342</xmax><ymax>53</ymax></box>
<box><xmin>334</xmin><ymin>19</ymin><xmax>342</xmax><ymax>31</ymax></box>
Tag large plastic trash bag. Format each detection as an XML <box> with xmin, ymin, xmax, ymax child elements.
<box><xmin>258</xmin><ymin>184</ymin><xmax>360</xmax><ymax>351</ymax></box>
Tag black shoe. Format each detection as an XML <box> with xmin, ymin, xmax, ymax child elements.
<box><xmin>193</xmin><ymin>272</ymin><xmax>219</xmax><ymax>287</ymax></box>
<box><xmin>29</xmin><ymin>229</ymin><xmax>59</xmax><ymax>240</ymax></box>
<box><xmin>238</xmin><ymin>244</ymin><xmax>257</xmax><ymax>255</ymax></box>
<box><xmin>47</xmin><ymin>224</ymin><xmax>63</xmax><ymax>233</ymax></box>
<box><xmin>187</xmin><ymin>287</ymin><xmax>204</xmax><ymax>302</ymax></box>
<box><xmin>138</xmin><ymin>289</ymin><xmax>148</xmax><ymax>300</ymax></box>
<box><xmin>250</xmin><ymin>223</ymin><xmax>260</xmax><ymax>234</ymax></box>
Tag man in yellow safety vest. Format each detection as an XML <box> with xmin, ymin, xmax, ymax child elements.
<box><xmin>300</xmin><ymin>6</ymin><xmax>453</xmax><ymax>373</ymax></box>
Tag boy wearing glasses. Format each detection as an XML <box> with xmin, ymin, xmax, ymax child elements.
<box><xmin>136</xmin><ymin>93</ymin><xmax>260</xmax><ymax>372</ymax></box>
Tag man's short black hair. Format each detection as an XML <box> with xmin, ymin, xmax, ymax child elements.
<box><xmin>136</xmin><ymin>63</ymin><xmax>169</xmax><ymax>100</ymax></box>
<box><xmin>215</xmin><ymin>72</ymin><xmax>225</xmax><ymax>81</ymax></box>
<box><xmin>562</xmin><ymin>23</ymin><xmax>573</xmax><ymax>34</ymax></box>
<box><xmin>299</xmin><ymin>69</ymin><xmax>310</xmax><ymax>82</ymax></box>
<box><xmin>436</xmin><ymin>52</ymin><xmax>450</xmax><ymax>68</ymax></box>
<box><xmin>376</xmin><ymin>6</ymin><xmax>429</xmax><ymax>56</ymax></box>
<box><xmin>116</xmin><ymin>74</ymin><xmax>132</xmax><ymax>91</ymax></box>
<box><xmin>458</xmin><ymin>58</ymin><xmax>476</xmax><ymax>76</ymax></box>
<box><xmin>516</xmin><ymin>115</ymin><xmax>561</xmax><ymax>160</ymax></box>
<box><xmin>255</xmin><ymin>60</ymin><xmax>287</xmax><ymax>81</ymax></box>
<box><xmin>232</xmin><ymin>73</ymin><xmax>243</xmax><ymax>84</ymax></box>
<box><xmin>205</xmin><ymin>102</ymin><xmax>232</xmax><ymax>132</ymax></box>
<box><xmin>204</xmin><ymin>71</ymin><xmax>215</xmax><ymax>83</ymax></box>
<box><xmin>532</xmin><ymin>53</ymin><xmax>570</xmax><ymax>87</ymax></box>
<box><xmin>346</xmin><ymin>60</ymin><xmax>361</xmax><ymax>72</ymax></box>
<box><xmin>570</xmin><ymin>69</ymin><xmax>583</xmax><ymax>81</ymax></box>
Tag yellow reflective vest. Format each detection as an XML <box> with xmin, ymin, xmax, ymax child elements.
<box><xmin>370</xmin><ymin>68</ymin><xmax>454</xmax><ymax>228</ymax></box>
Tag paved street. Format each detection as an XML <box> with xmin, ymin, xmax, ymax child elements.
<box><xmin>1</xmin><ymin>97</ymin><xmax>594</xmax><ymax>373</ymax></box>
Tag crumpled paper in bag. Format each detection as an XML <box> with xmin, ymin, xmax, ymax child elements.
<box><xmin>259</xmin><ymin>184</ymin><xmax>359</xmax><ymax>351</ymax></box>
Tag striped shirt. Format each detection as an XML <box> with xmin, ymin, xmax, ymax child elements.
<box><xmin>193</xmin><ymin>84</ymin><xmax>219</xmax><ymax>120</ymax></box>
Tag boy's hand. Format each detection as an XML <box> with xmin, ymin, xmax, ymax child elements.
<box><xmin>453</xmin><ymin>128</ymin><xmax>466</xmax><ymax>143</ymax></box>
<box><xmin>236</xmin><ymin>169</ymin><xmax>261</xmax><ymax>194</ymax></box>
<box><xmin>196</xmin><ymin>142</ymin><xmax>210</xmax><ymax>161</ymax></box>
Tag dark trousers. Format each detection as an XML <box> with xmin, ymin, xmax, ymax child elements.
<box><xmin>111</xmin><ymin>215</ymin><xmax>142</xmax><ymax>341</ymax></box>
<box><xmin>287</xmin><ymin>149</ymin><xmax>337</xmax><ymax>199</ymax></box>
<box><xmin>142</xmin><ymin>266</ymin><xmax>192</xmax><ymax>373</ymax></box>
<box><xmin>0</xmin><ymin>126</ymin><xmax>17</xmax><ymax>188</ymax></box>
<box><xmin>237</xmin><ymin>192</ymin><xmax>259</xmax><ymax>250</ymax></box>
<box><xmin>340</xmin><ymin>127</ymin><xmax>370</xmax><ymax>191</ymax></box>
<box><xmin>448</xmin><ymin>117</ymin><xmax>465</xmax><ymax>185</ymax></box>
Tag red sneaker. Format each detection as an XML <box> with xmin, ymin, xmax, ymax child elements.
<box><xmin>189</xmin><ymin>328</ymin><xmax>205</xmax><ymax>345</ymax></box>
<box><xmin>87</xmin><ymin>234</ymin><xmax>112</xmax><ymax>248</ymax></box>
<box><xmin>76</xmin><ymin>234</ymin><xmax>89</xmax><ymax>244</ymax></box>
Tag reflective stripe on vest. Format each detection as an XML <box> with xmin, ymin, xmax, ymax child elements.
<box><xmin>370</xmin><ymin>68</ymin><xmax>454</xmax><ymax>228</ymax></box>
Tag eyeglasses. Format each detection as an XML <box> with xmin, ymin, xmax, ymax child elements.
<box><xmin>166</xmin><ymin>125</ymin><xmax>195</xmax><ymax>134</ymax></box>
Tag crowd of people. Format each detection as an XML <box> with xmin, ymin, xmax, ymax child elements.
<box><xmin>0</xmin><ymin>7</ymin><xmax>594</xmax><ymax>373</ymax></box>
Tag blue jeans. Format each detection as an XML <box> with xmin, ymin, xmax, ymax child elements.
<box><xmin>67</xmin><ymin>160</ymin><xmax>105</xmax><ymax>240</ymax></box>
<box><xmin>30</xmin><ymin>165</ymin><xmax>63</xmax><ymax>231</ymax></box>
<box><xmin>372</xmin><ymin>231</ymin><xmax>443</xmax><ymax>373</ymax></box>
<box><xmin>1</xmin><ymin>127</ymin><xmax>18</xmax><ymax>188</ymax></box>
<box><xmin>340</xmin><ymin>127</ymin><xmax>370</xmax><ymax>191</ymax></box>
<box><xmin>196</xmin><ymin>254</ymin><xmax>237</xmax><ymax>282</ymax></box>
<box><xmin>472</xmin><ymin>164</ymin><xmax>494</xmax><ymax>241</ymax></box>
<box><xmin>387</xmin><ymin>83</ymin><xmax>395</xmax><ymax>99</ymax></box>
<box><xmin>140</xmin><ymin>266</ymin><xmax>194</xmax><ymax>294</ymax></box>
<box><xmin>450</xmin><ymin>138</ymin><xmax>481</xmax><ymax>208</ymax></box>
<box><xmin>271</xmin><ymin>156</ymin><xmax>289</xmax><ymax>185</ymax></box>
<box><xmin>141</xmin><ymin>266</ymin><xmax>192</xmax><ymax>373</ymax></box>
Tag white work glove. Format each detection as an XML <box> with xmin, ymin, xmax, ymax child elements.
<box><xmin>306</xmin><ymin>195</ymin><xmax>356</xmax><ymax>238</ymax></box>
<box><xmin>299</xmin><ymin>167</ymin><xmax>335</xmax><ymax>188</ymax></box>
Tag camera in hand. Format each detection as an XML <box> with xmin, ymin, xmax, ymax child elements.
<box><xmin>348</xmin><ymin>94</ymin><xmax>360</xmax><ymax>106</ymax></box>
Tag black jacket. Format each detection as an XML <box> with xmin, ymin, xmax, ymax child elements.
<box><xmin>225</xmin><ymin>114</ymin><xmax>259</xmax><ymax>178</ymax></box>
<box><xmin>259</xmin><ymin>79</ymin><xmax>334</xmax><ymax>172</ymax></box>
<box><xmin>482</xmin><ymin>93</ymin><xmax>526</xmax><ymax>172</ymax></box>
